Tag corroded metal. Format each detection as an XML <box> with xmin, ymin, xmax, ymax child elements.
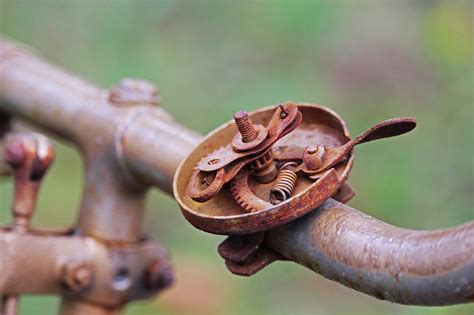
<box><xmin>175</xmin><ymin>104</ymin><xmax>352</xmax><ymax>235</ymax></box>
<box><xmin>0</xmin><ymin>229</ymin><xmax>172</xmax><ymax>304</ymax></box>
<box><xmin>0</xmin><ymin>36</ymin><xmax>473</xmax><ymax>315</ymax></box>
<box><xmin>265</xmin><ymin>199</ymin><xmax>474</xmax><ymax>306</ymax></box>
<box><xmin>175</xmin><ymin>103</ymin><xmax>416</xmax><ymax>235</ymax></box>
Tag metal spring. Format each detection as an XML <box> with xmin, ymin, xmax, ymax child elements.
<box><xmin>270</xmin><ymin>163</ymin><xmax>298</xmax><ymax>205</ymax></box>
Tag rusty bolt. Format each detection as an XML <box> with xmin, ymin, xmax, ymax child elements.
<box><xmin>233</xmin><ymin>110</ymin><xmax>278</xmax><ymax>183</ymax></box>
<box><xmin>234</xmin><ymin>111</ymin><xmax>258</xmax><ymax>143</ymax></box>
<box><xmin>62</xmin><ymin>262</ymin><xmax>94</xmax><ymax>292</ymax></box>
<box><xmin>109</xmin><ymin>78</ymin><xmax>160</xmax><ymax>106</ymax></box>
<box><xmin>146</xmin><ymin>260</ymin><xmax>174</xmax><ymax>292</ymax></box>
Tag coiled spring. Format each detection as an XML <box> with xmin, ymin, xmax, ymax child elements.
<box><xmin>270</xmin><ymin>162</ymin><xmax>298</xmax><ymax>205</ymax></box>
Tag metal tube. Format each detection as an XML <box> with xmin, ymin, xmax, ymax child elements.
<box><xmin>266</xmin><ymin>199</ymin><xmax>474</xmax><ymax>305</ymax></box>
<box><xmin>0</xmin><ymin>37</ymin><xmax>199</xmax><ymax>242</ymax></box>
<box><xmin>0</xmin><ymin>37</ymin><xmax>473</xmax><ymax>306</ymax></box>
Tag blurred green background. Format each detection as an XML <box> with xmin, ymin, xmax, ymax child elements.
<box><xmin>0</xmin><ymin>1</ymin><xmax>473</xmax><ymax>314</ymax></box>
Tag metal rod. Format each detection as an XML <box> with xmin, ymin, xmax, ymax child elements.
<box><xmin>59</xmin><ymin>299</ymin><xmax>120</xmax><ymax>315</ymax></box>
<box><xmin>0</xmin><ymin>37</ymin><xmax>473</xmax><ymax>307</ymax></box>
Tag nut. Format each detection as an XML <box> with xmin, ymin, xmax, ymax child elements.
<box><xmin>233</xmin><ymin>111</ymin><xmax>258</xmax><ymax>143</ymax></box>
<box><xmin>303</xmin><ymin>144</ymin><xmax>325</xmax><ymax>171</ymax></box>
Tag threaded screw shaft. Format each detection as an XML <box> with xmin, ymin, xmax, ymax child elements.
<box><xmin>234</xmin><ymin>111</ymin><xmax>258</xmax><ymax>143</ymax></box>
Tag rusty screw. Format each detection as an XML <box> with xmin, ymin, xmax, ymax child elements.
<box><xmin>146</xmin><ymin>260</ymin><xmax>174</xmax><ymax>292</ymax></box>
<box><xmin>233</xmin><ymin>111</ymin><xmax>278</xmax><ymax>183</ymax></box>
<box><xmin>234</xmin><ymin>111</ymin><xmax>258</xmax><ymax>143</ymax></box>
<box><xmin>303</xmin><ymin>144</ymin><xmax>326</xmax><ymax>171</ymax></box>
<box><xmin>62</xmin><ymin>262</ymin><xmax>93</xmax><ymax>292</ymax></box>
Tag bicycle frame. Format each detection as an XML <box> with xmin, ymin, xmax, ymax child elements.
<box><xmin>0</xmin><ymin>37</ymin><xmax>473</xmax><ymax>315</ymax></box>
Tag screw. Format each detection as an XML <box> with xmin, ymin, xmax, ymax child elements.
<box><xmin>146</xmin><ymin>260</ymin><xmax>174</xmax><ymax>292</ymax></box>
<box><xmin>62</xmin><ymin>262</ymin><xmax>93</xmax><ymax>292</ymax></box>
<box><xmin>234</xmin><ymin>111</ymin><xmax>258</xmax><ymax>143</ymax></box>
<box><xmin>233</xmin><ymin>110</ymin><xmax>278</xmax><ymax>183</ymax></box>
<box><xmin>306</xmin><ymin>145</ymin><xmax>318</xmax><ymax>154</ymax></box>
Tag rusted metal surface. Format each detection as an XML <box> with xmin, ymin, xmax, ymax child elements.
<box><xmin>0</xmin><ymin>229</ymin><xmax>172</xmax><ymax>304</ymax></box>
<box><xmin>308</xmin><ymin>117</ymin><xmax>416</xmax><ymax>173</ymax></box>
<box><xmin>218</xmin><ymin>233</ymin><xmax>286</xmax><ymax>277</ymax></box>
<box><xmin>0</xmin><ymin>36</ymin><xmax>473</xmax><ymax>314</ymax></box>
<box><xmin>4</xmin><ymin>133</ymin><xmax>54</xmax><ymax>232</ymax></box>
<box><xmin>0</xmin><ymin>37</ymin><xmax>184</xmax><ymax>314</ymax></box>
<box><xmin>174</xmin><ymin>104</ymin><xmax>355</xmax><ymax>235</ymax></box>
<box><xmin>0</xmin><ymin>37</ymin><xmax>200</xmax><ymax>243</ymax></box>
<box><xmin>175</xmin><ymin>103</ymin><xmax>415</xmax><ymax>236</ymax></box>
<box><xmin>331</xmin><ymin>182</ymin><xmax>356</xmax><ymax>204</ymax></box>
<box><xmin>266</xmin><ymin>198</ymin><xmax>474</xmax><ymax>305</ymax></box>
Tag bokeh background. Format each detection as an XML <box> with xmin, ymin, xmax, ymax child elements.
<box><xmin>0</xmin><ymin>1</ymin><xmax>473</xmax><ymax>314</ymax></box>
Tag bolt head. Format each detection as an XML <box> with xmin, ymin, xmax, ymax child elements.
<box><xmin>62</xmin><ymin>262</ymin><xmax>93</xmax><ymax>292</ymax></box>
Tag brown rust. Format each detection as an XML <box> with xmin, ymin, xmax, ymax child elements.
<box><xmin>266</xmin><ymin>198</ymin><xmax>474</xmax><ymax>305</ymax></box>
<box><xmin>224</xmin><ymin>246</ymin><xmax>284</xmax><ymax>277</ymax></box>
<box><xmin>175</xmin><ymin>103</ymin><xmax>353</xmax><ymax>235</ymax></box>
<box><xmin>0</xmin><ymin>37</ymin><xmax>473</xmax><ymax>311</ymax></box>
<box><xmin>307</xmin><ymin>202</ymin><xmax>474</xmax><ymax>276</ymax></box>
<box><xmin>0</xmin><ymin>229</ymin><xmax>172</xmax><ymax>306</ymax></box>
<box><xmin>307</xmin><ymin>117</ymin><xmax>416</xmax><ymax>174</ymax></box>
<box><xmin>218</xmin><ymin>233</ymin><xmax>265</xmax><ymax>263</ymax></box>
<box><xmin>233</xmin><ymin>111</ymin><xmax>258</xmax><ymax>143</ymax></box>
